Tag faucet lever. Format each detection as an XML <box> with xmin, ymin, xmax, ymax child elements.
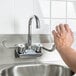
<box><xmin>42</xmin><ymin>44</ymin><xmax>55</xmax><ymax>52</ymax></box>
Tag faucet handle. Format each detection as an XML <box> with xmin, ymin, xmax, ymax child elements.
<box><xmin>15</xmin><ymin>43</ymin><xmax>43</xmax><ymax>58</ymax></box>
<box><xmin>41</xmin><ymin>43</ymin><xmax>55</xmax><ymax>52</ymax></box>
<box><xmin>15</xmin><ymin>44</ymin><xmax>25</xmax><ymax>54</ymax></box>
<box><xmin>1</xmin><ymin>40</ymin><xmax>17</xmax><ymax>49</ymax></box>
<box><xmin>31</xmin><ymin>45</ymin><xmax>41</xmax><ymax>53</ymax></box>
<box><xmin>31</xmin><ymin>43</ymin><xmax>55</xmax><ymax>52</ymax></box>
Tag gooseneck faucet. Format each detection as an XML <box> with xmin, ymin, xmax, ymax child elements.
<box><xmin>27</xmin><ymin>15</ymin><xmax>55</xmax><ymax>52</ymax></box>
<box><xmin>2</xmin><ymin>15</ymin><xmax>55</xmax><ymax>58</ymax></box>
<box><xmin>28</xmin><ymin>15</ymin><xmax>40</xmax><ymax>47</ymax></box>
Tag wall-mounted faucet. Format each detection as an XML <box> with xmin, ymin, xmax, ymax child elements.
<box><xmin>2</xmin><ymin>15</ymin><xmax>55</xmax><ymax>58</ymax></box>
<box><xmin>15</xmin><ymin>15</ymin><xmax>42</xmax><ymax>58</ymax></box>
<box><xmin>27</xmin><ymin>15</ymin><xmax>55</xmax><ymax>52</ymax></box>
<box><xmin>15</xmin><ymin>15</ymin><xmax>55</xmax><ymax>58</ymax></box>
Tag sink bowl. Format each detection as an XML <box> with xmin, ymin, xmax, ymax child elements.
<box><xmin>0</xmin><ymin>63</ymin><xmax>74</xmax><ymax>76</ymax></box>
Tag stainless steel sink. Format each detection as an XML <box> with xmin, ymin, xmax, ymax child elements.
<box><xmin>0</xmin><ymin>63</ymin><xmax>74</xmax><ymax>76</ymax></box>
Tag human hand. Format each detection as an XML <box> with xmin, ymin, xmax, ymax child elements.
<box><xmin>52</xmin><ymin>24</ymin><xmax>74</xmax><ymax>51</ymax></box>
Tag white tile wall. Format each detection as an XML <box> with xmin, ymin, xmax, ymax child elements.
<box><xmin>0</xmin><ymin>0</ymin><xmax>76</xmax><ymax>75</ymax></box>
<box><xmin>0</xmin><ymin>0</ymin><xmax>14</xmax><ymax>34</ymax></box>
<box><xmin>67</xmin><ymin>0</ymin><xmax>76</xmax><ymax>1</ymax></box>
<box><xmin>0</xmin><ymin>0</ymin><xmax>34</xmax><ymax>34</ymax></box>
<box><xmin>67</xmin><ymin>1</ymin><xmax>76</xmax><ymax>18</ymax></box>
<box><xmin>0</xmin><ymin>0</ymin><xmax>76</xmax><ymax>34</ymax></box>
<box><xmin>14</xmin><ymin>0</ymin><xmax>33</xmax><ymax>34</ymax></box>
<box><xmin>51</xmin><ymin>19</ymin><xmax>66</xmax><ymax>30</ymax></box>
<box><xmin>67</xmin><ymin>19</ymin><xmax>76</xmax><ymax>32</ymax></box>
<box><xmin>51</xmin><ymin>1</ymin><xmax>66</xmax><ymax>18</ymax></box>
<box><xmin>33</xmin><ymin>0</ymin><xmax>50</xmax><ymax>18</ymax></box>
<box><xmin>13</xmin><ymin>18</ymin><xmax>29</xmax><ymax>34</ymax></box>
<box><xmin>32</xmin><ymin>19</ymin><xmax>50</xmax><ymax>34</ymax></box>
<box><xmin>14</xmin><ymin>0</ymin><xmax>33</xmax><ymax>18</ymax></box>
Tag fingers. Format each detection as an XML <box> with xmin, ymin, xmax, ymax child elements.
<box><xmin>59</xmin><ymin>24</ymin><xmax>66</xmax><ymax>33</ymax></box>
<box><xmin>52</xmin><ymin>30</ymin><xmax>60</xmax><ymax>38</ymax></box>
<box><xmin>64</xmin><ymin>24</ymin><xmax>70</xmax><ymax>32</ymax></box>
<box><xmin>70</xmin><ymin>28</ymin><xmax>74</xmax><ymax>37</ymax></box>
<box><xmin>52</xmin><ymin>30</ymin><xmax>56</xmax><ymax>38</ymax></box>
<box><xmin>55</xmin><ymin>24</ymin><xmax>72</xmax><ymax>33</ymax></box>
<box><xmin>56</xmin><ymin>25</ymin><xmax>61</xmax><ymax>34</ymax></box>
<box><xmin>52</xmin><ymin>24</ymin><xmax>73</xmax><ymax>38</ymax></box>
<box><xmin>64</xmin><ymin>24</ymin><xmax>74</xmax><ymax>37</ymax></box>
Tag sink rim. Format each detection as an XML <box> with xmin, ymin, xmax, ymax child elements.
<box><xmin>0</xmin><ymin>62</ymin><xmax>74</xmax><ymax>76</ymax></box>
<box><xmin>0</xmin><ymin>62</ymin><xmax>71</xmax><ymax>72</ymax></box>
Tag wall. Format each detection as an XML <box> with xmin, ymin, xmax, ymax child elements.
<box><xmin>0</xmin><ymin>0</ymin><xmax>76</xmax><ymax>34</ymax></box>
<box><xmin>0</xmin><ymin>0</ymin><xmax>76</xmax><ymax>75</ymax></box>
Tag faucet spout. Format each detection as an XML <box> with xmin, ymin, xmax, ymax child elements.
<box><xmin>28</xmin><ymin>15</ymin><xmax>40</xmax><ymax>47</ymax></box>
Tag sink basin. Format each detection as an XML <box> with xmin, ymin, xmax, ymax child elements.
<box><xmin>0</xmin><ymin>63</ymin><xmax>74</xmax><ymax>76</ymax></box>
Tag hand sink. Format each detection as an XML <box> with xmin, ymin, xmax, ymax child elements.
<box><xmin>0</xmin><ymin>63</ymin><xmax>74</xmax><ymax>76</ymax></box>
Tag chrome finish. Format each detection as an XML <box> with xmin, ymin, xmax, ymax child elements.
<box><xmin>1</xmin><ymin>15</ymin><xmax>56</xmax><ymax>58</ymax></box>
<box><xmin>0</xmin><ymin>63</ymin><xmax>74</xmax><ymax>76</ymax></box>
<box><xmin>41</xmin><ymin>43</ymin><xmax>56</xmax><ymax>52</ymax></box>
<box><xmin>25</xmin><ymin>15</ymin><xmax>56</xmax><ymax>52</ymax></box>
<box><xmin>15</xmin><ymin>15</ymin><xmax>42</xmax><ymax>58</ymax></box>
<box><xmin>15</xmin><ymin>44</ymin><xmax>42</xmax><ymax>58</ymax></box>
<box><xmin>28</xmin><ymin>15</ymin><xmax>40</xmax><ymax>46</ymax></box>
<box><xmin>1</xmin><ymin>40</ymin><xmax>16</xmax><ymax>49</ymax></box>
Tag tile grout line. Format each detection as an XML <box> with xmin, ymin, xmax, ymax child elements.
<box><xmin>67</xmin><ymin>0</ymin><xmax>76</xmax><ymax>2</ymax></box>
<box><xmin>50</xmin><ymin>0</ymin><xmax>52</xmax><ymax>31</ymax></box>
<box><xmin>66</xmin><ymin>0</ymin><xmax>68</xmax><ymax>24</ymax></box>
<box><xmin>23</xmin><ymin>17</ymin><xmax>76</xmax><ymax>19</ymax></box>
<box><xmin>13</xmin><ymin>0</ymin><xmax>15</xmax><ymax>34</ymax></box>
<box><xmin>50</xmin><ymin>0</ymin><xmax>52</xmax><ymax>32</ymax></box>
<box><xmin>50</xmin><ymin>18</ymin><xmax>76</xmax><ymax>19</ymax></box>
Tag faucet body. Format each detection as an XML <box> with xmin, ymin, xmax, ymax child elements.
<box><xmin>15</xmin><ymin>15</ymin><xmax>55</xmax><ymax>58</ymax></box>
<box><xmin>15</xmin><ymin>15</ymin><xmax>42</xmax><ymax>58</ymax></box>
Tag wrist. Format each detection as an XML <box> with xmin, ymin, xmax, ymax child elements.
<box><xmin>56</xmin><ymin>46</ymin><xmax>72</xmax><ymax>52</ymax></box>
